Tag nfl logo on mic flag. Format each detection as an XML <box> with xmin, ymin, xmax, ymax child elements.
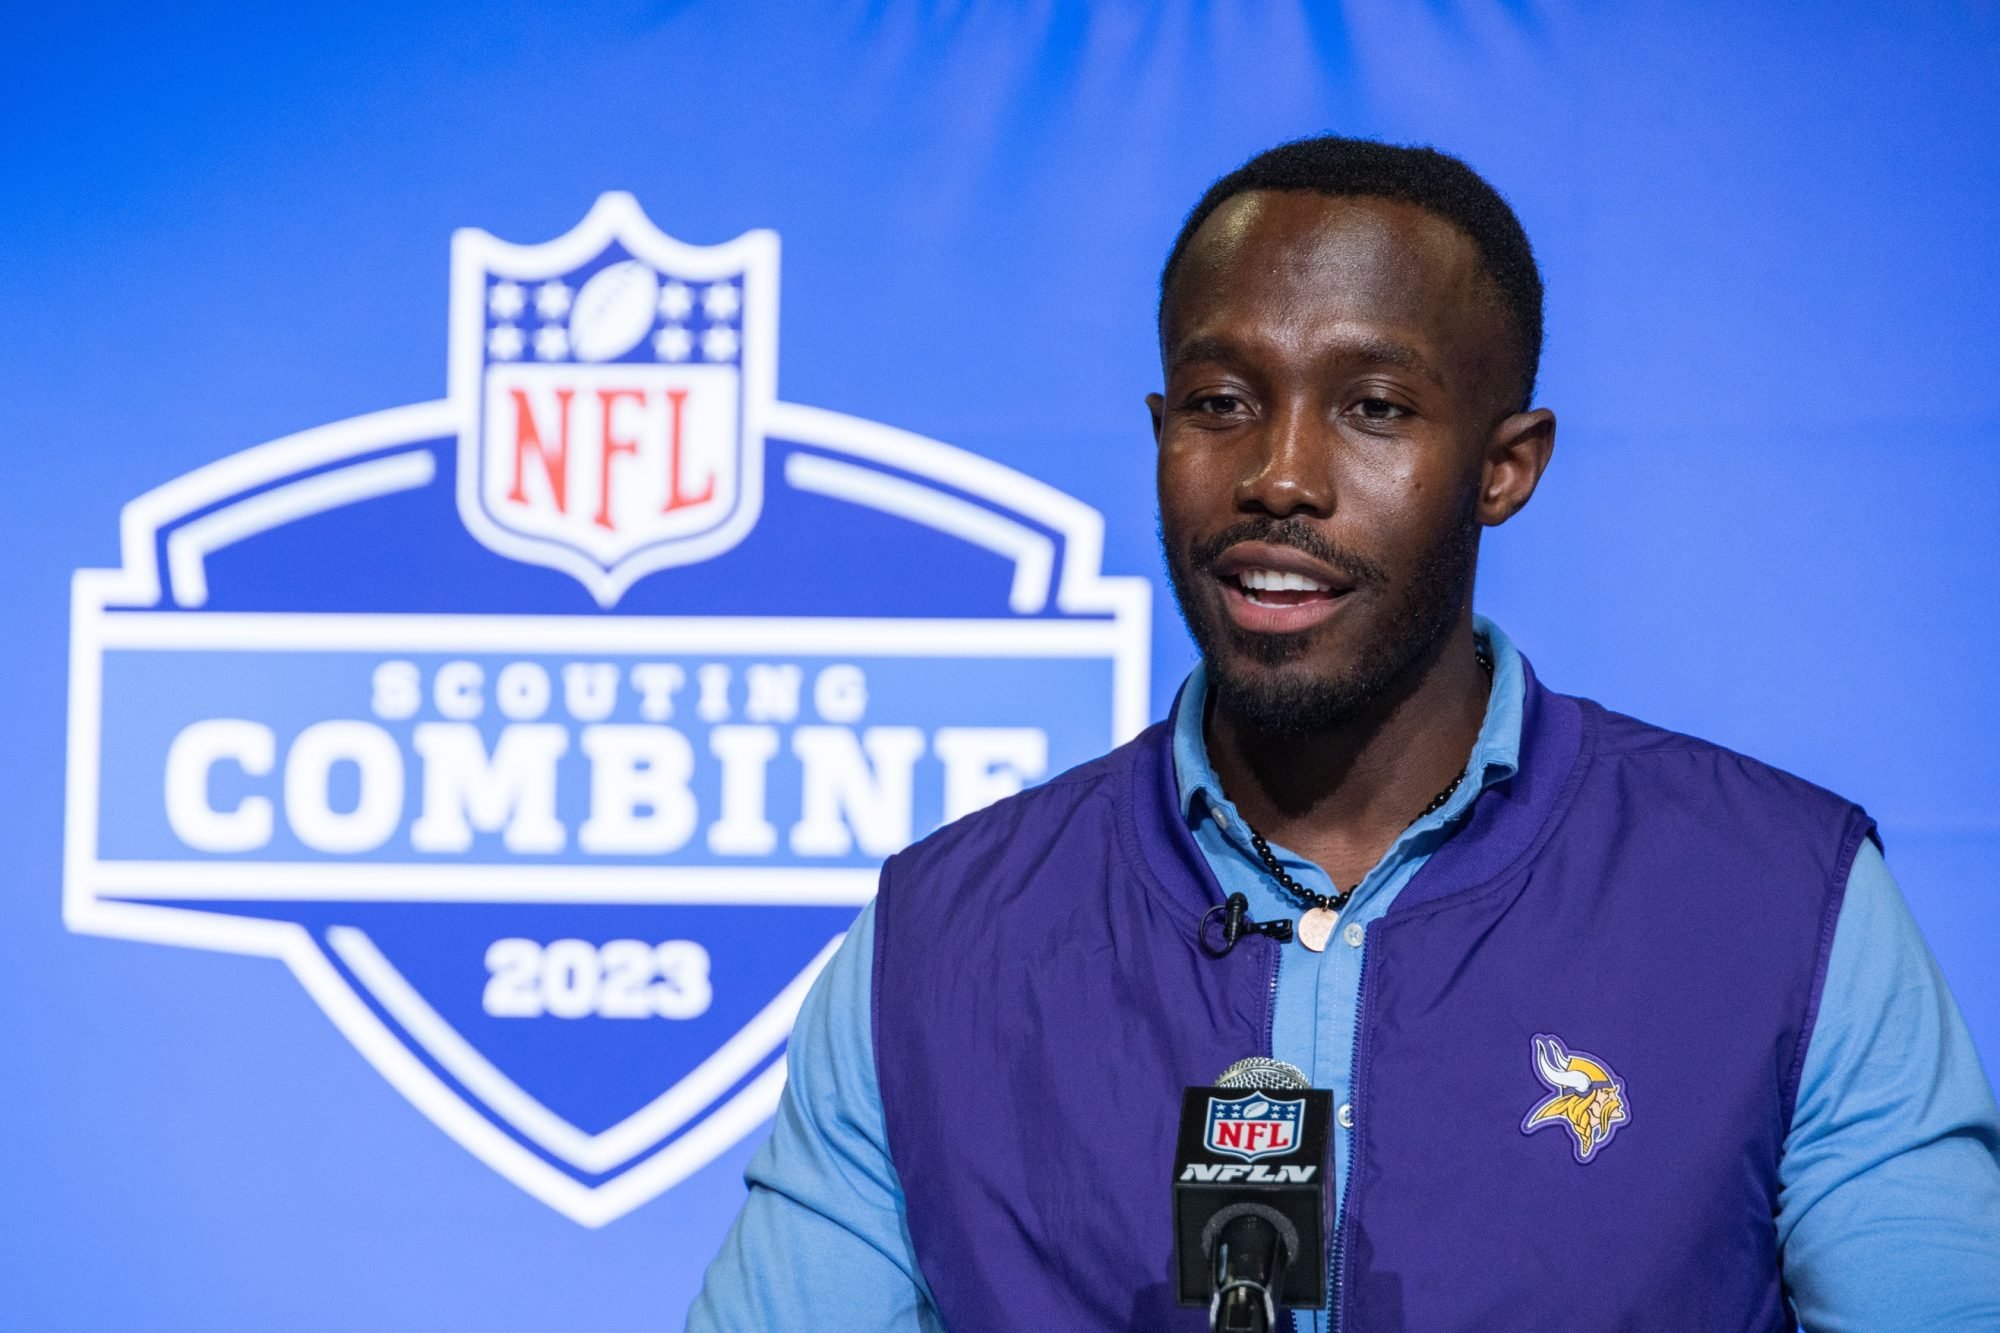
<box><xmin>64</xmin><ymin>196</ymin><xmax>1149</xmax><ymax>1226</ymax></box>
<box><xmin>1204</xmin><ymin>1090</ymin><xmax>1306</xmax><ymax>1162</ymax></box>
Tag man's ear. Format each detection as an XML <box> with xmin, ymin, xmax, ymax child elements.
<box><xmin>1477</xmin><ymin>408</ymin><xmax>1556</xmax><ymax>527</ymax></box>
<box><xmin>1146</xmin><ymin>392</ymin><xmax>1166</xmax><ymax>444</ymax></box>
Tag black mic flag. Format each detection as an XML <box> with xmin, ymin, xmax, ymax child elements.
<box><xmin>1173</xmin><ymin>1057</ymin><xmax>1331</xmax><ymax>1332</ymax></box>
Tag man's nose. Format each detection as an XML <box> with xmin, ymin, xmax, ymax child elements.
<box><xmin>1234</xmin><ymin>402</ymin><xmax>1332</xmax><ymax>518</ymax></box>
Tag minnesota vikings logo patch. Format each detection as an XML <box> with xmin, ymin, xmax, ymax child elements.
<box><xmin>1520</xmin><ymin>1033</ymin><xmax>1629</xmax><ymax>1163</ymax></box>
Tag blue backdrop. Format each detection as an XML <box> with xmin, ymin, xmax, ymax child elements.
<box><xmin>5</xmin><ymin>3</ymin><xmax>1998</xmax><ymax>1328</ymax></box>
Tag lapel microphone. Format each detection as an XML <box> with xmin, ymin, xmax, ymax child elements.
<box><xmin>1199</xmin><ymin>892</ymin><xmax>1294</xmax><ymax>957</ymax></box>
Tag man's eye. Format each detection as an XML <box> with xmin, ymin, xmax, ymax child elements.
<box><xmin>1353</xmin><ymin>398</ymin><xmax>1409</xmax><ymax>421</ymax></box>
<box><xmin>1193</xmin><ymin>394</ymin><xmax>1245</xmax><ymax>415</ymax></box>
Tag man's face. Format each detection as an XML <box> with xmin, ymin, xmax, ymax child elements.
<box><xmin>1152</xmin><ymin>190</ymin><xmax>1526</xmax><ymax>735</ymax></box>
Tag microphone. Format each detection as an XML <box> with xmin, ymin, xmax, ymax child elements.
<box><xmin>1199</xmin><ymin>893</ymin><xmax>1294</xmax><ymax>957</ymax></box>
<box><xmin>1173</xmin><ymin>1057</ymin><xmax>1331</xmax><ymax>1332</ymax></box>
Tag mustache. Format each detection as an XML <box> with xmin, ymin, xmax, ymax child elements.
<box><xmin>1188</xmin><ymin>518</ymin><xmax>1390</xmax><ymax>590</ymax></box>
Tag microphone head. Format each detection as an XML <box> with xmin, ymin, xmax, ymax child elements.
<box><xmin>1214</xmin><ymin>1057</ymin><xmax>1309</xmax><ymax>1091</ymax></box>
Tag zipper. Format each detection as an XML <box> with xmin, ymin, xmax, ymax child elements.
<box><xmin>1262</xmin><ymin>932</ymin><xmax>1283</xmax><ymax>1058</ymax></box>
<box><xmin>1259</xmin><ymin>931</ymin><xmax>1298</xmax><ymax>1333</ymax></box>
<box><xmin>1328</xmin><ymin>919</ymin><xmax>1381</xmax><ymax>1332</ymax></box>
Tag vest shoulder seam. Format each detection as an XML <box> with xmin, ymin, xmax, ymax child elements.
<box><xmin>1569</xmin><ymin>698</ymin><xmax>1864</xmax><ymax>807</ymax></box>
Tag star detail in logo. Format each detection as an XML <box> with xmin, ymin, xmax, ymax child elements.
<box><xmin>702</xmin><ymin>282</ymin><xmax>741</xmax><ymax>322</ymax></box>
<box><xmin>701</xmin><ymin>326</ymin><xmax>740</xmax><ymax>362</ymax></box>
<box><xmin>486</xmin><ymin>323</ymin><xmax>525</xmax><ymax>361</ymax></box>
<box><xmin>658</xmin><ymin>280</ymin><xmax>694</xmax><ymax>321</ymax></box>
<box><xmin>488</xmin><ymin>280</ymin><xmax>526</xmax><ymax>320</ymax></box>
<box><xmin>532</xmin><ymin>325</ymin><xmax>571</xmax><ymax>361</ymax></box>
<box><xmin>653</xmin><ymin>325</ymin><xmax>693</xmax><ymax>362</ymax></box>
<box><xmin>535</xmin><ymin>280</ymin><xmax>573</xmax><ymax>320</ymax></box>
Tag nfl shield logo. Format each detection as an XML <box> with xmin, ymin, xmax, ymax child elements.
<box><xmin>450</xmin><ymin>193</ymin><xmax>776</xmax><ymax>606</ymax></box>
<box><xmin>1205</xmin><ymin>1091</ymin><xmax>1306</xmax><ymax>1162</ymax></box>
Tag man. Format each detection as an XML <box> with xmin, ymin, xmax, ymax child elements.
<box><xmin>690</xmin><ymin>137</ymin><xmax>2000</xmax><ymax>1330</ymax></box>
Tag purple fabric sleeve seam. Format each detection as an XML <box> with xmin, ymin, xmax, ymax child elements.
<box><xmin>869</xmin><ymin>854</ymin><xmax>895</xmax><ymax>1169</ymax></box>
<box><xmin>1780</xmin><ymin>809</ymin><xmax>1875</xmax><ymax>1131</ymax></box>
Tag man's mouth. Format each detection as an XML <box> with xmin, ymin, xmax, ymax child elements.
<box><xmin>1209</xmin><ymin>541</ymin><xmax>1356</xmax><ymax>633</ymax></box>
<box><xmin>1232</xmin><ymin>567</ymin><xmax>1337</xmax><ymax>607</ymax></box>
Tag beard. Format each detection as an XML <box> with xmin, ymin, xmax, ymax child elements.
<box><xmin>1162</xmin><ymin>498</ymin><xmax>1479</xmax><ymax>740</ymax></box>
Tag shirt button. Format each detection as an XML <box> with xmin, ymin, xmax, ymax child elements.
<box><xmin>1337</xmin><ymin>1103</ymin><xmax>1355</xmax><ymax>1130</ymax></box>
<box><xmin>1343</xmin><ymin>922</ymin><xmax>1365</xmax><ymax>948</ymax></box>
<box><xmin>1212</xmin><ymin>807</ymin><xmax>1232</xmax><ymax>830</ymax></box>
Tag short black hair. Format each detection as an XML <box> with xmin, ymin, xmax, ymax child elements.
<box><xmin>1159</xmin><ymin>136</ymin><xmax>1544</xmax><ymax>411</ymax></box>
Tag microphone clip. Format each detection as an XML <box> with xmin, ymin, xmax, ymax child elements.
<box><xmin>1200</xmin><ymin>893</ymin><xmax>1293</xmax><ymax>958</ymax></box>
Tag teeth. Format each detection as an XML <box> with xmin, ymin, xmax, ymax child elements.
<box><xmin>1239</xmin><ymin>568</ymin><xmax>1330</xmax><ymax>593</ymax></box>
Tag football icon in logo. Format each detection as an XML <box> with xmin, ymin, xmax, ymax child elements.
<box><xmin>570</xmin><ymin>260</ymin><xmax>663</xmax><ymax>362</ymax></box>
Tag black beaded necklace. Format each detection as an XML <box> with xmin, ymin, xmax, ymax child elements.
<box><xmin>1243</xmin><ymin>641</ymin><xmax>1493</xmax><ymax>951</ymax></box>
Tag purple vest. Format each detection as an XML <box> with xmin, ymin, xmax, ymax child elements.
<box><xmin>872</xmin><ymin>663</ymin><xmax>1873</xmax><ymax>1331</ymax></box>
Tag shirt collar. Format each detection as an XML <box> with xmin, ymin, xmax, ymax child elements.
<box><xmin>1172</xmin><ymin>614</ymin><xmax>1526</xmax><ymax>826</ymax></box>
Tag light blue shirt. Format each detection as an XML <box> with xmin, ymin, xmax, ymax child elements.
<box><xmin>690</xmin><ymin>621</ymin><xmax>2000</xmax><ymax>1331</ymax></box>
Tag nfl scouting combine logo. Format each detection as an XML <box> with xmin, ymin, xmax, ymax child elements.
<box><xmin>64</xmin><ymin>195</ymin><xmax>1149</xmax><ymax>1226</ymax></box>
